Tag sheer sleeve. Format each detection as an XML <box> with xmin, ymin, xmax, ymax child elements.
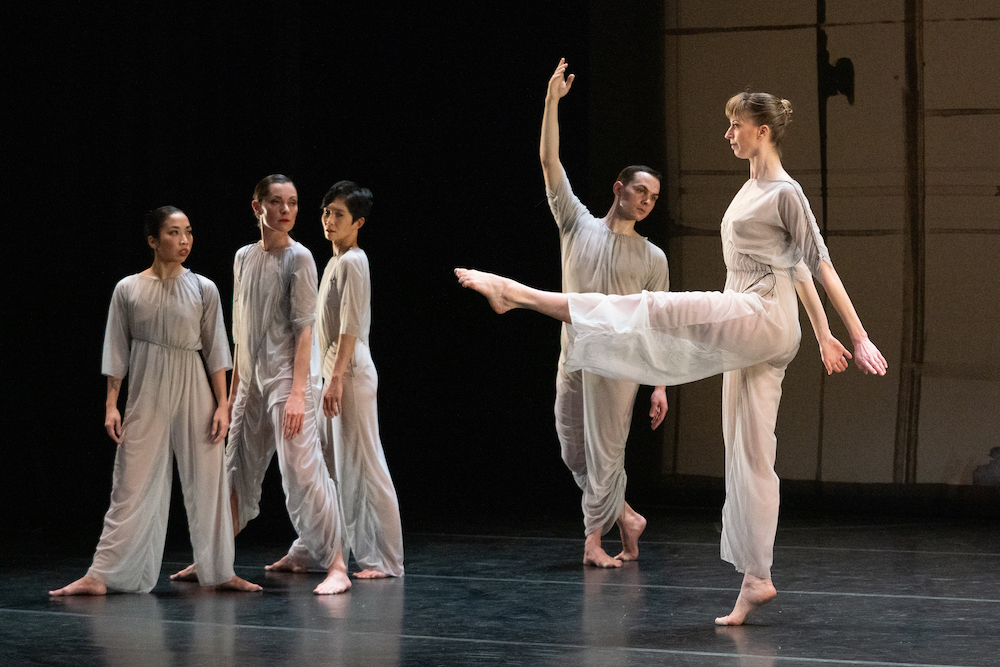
<box><xmin>646</xmin><ymin>248</ymin><xmax>670</xmax><ymax>292</ymax></box>
<box><xmin>546</xmin><ymin>170</ymin><xmax>590</xmax><ymax>234</ymax></box>
<box><xmin>197</xmin><ymin>274</ymin><xmax>233</xmax><ymax>374</ymax></box>
<box><xmin>336</xmin><ymin>254</ymin><xmax>367</xmax><ymax>339</ymax></box>
<box><xmin>232</xmin><ymin>247</ymin><xmax>246</xmax><ymax>345</ymax></box>
<box><xmin>101</xmin><ymin>280</ymin><xmax>132</xmax><ymax>378</ymax></box>
<box><xmin>778</xmin><ymin>181</ymin><xmax>831</xmax><ymax>278</ymax></box>
<box><xmin>289</xmin><ymin>246</ymin><xmax>318</xmax><ymax>334</ymax></box>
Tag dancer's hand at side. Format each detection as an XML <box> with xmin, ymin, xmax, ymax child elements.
<box><xmin>852</xmin><ymin>337</ymin><xmax>888</xmax><ymax>375</ymax></box>
<box><xmin>105</xmin><ymin>407</ymin><xmax>123</xmax><ymax>444</ymax></box>
<box><xmin>649</xmin><ymin>386</ymin><xmax>668</xmax><ymax>429</ymax></box>
<box><xmin>818</xmin><ymin>334</ymin><xmax>851</xmax><ymax>375</ymax></box>
<box><xmin>283</xmin><ymin>392</ymin><xmax>305</xmax><ymax>438</ymax></box>
<box><xmin>210</xmin><ymin>404</ymin><xmax>230</xmax><ymax>444</ymax></box>
<box><xmin>324</xmin><ymin>376</ymin><xmax>343</xmax><ymax>417</ymax></box>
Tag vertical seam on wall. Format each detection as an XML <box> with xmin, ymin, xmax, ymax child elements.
<box><xmin>815</xmin><ymin>0</ymin><xmax>829</xmax><ymax>482</ymax></box>
<box><xmin>895</xmin><ymin>0</ymin><xmax>926</xmax><ymax>484</ymax></box>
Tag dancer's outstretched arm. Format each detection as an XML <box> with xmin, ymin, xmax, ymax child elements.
<box><xmin>456</xmin><ymin>268</ymin><xmax>571</xmax><ymax>323</ymax></box>
<box><xmin>816</xmin><ymin>260</ymin><xmax>888</xmax><ymax>375</ymax></box>
<box><xmin>540</xmin><ymin>58</ymin><xmax>574</xmax><ymax>190</ymax></box>
<box><xmin>792</xmin><ymin>261</ymin><xmax>850</xmax><ymax>375</ymax></box>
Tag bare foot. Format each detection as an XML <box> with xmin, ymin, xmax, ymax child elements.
<box><xmin>455</xmin><ymin>269</ymin><xmax>518</xmax><ymax>314</ymax></box>
<box><xmin>583</xmin><ymin>532</ymin><xmax>622</xmax><ymax>568</ymax></box>
<box><xmin>714</xmin><ymin>574</ymin><xmax>777</xmax><ymax>626</ymax></box>
<box><xmin>314</xmin><ymin>569</ymin><xmax>352</xmax><ymax>595</ymax></box>
<box><xmin>353</xmin><ymin>569</ymin><xmax>391</xmax><ymax>579</ymax></box>
<box><xmin>49</xmin><ymin>575</ymin><xmax>107</xmax><ymax>596</ymax></box>
<box><xmin>265</xmin><ymin>554</ymin><xmax>309</xmax><ymax>573</ymax></box>
<box><xmin>215</xmin><ymin>575</ymin><xmax>262</xmax><ymax>592</ymax></box>
<box><xmin>170</xmin><ymin>564</ymin><xmax>199</xmax><ymax>582</ymax></box>
<box><xmin>615</xmin><ymin>502</ymin><xmax>647</xmax><ymax>562</ymax></box>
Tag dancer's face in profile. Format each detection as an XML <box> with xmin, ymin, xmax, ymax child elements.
<box><xmin>255</xmin><ymin>182</ymin><xmax>299</xmax><ymax>234</ymax></box>
<box><xmin>614</xmin><ymin>171</ymin><xmax>660</xmax><ymax>222</ymax></box>
<box><xmin>321</xmin><ymin>197</ymin><xmax>362</xmax><ymax>246</ymax></box>
<box><xmin>148</xmin><ymin>212</ymin><xmax>192</xmax><ymax>264</ymax></box>
<box><xmin>725</xmin><ymin>115</ymin><xmax>766</xmax><ymax>160</ymax></box>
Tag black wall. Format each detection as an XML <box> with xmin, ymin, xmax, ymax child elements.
<box><xmin>4</xmin><ymin>1</ymin><xmax>675</xmax><ymax>549</ymax></box>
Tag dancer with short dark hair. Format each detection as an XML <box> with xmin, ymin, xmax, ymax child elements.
<box><xmin>284</xmin><ymin>180</ymin><xmax>404</xmax><ymax>579</ymax></box>
<box><xmin>542</xmin><ymin>58</ymin><xmax>669</xmax><ymax>569</ymax></box>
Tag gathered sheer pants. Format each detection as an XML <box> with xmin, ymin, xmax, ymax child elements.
<box><xmin>226</xmin><ymin>374</ymin><xmax>342</xmax><ymax>570</ymax></box>
<box><xmin>555</xmin><ymin>367</ymin><xmax>639</xmax><ymax>537</ymax></box>
<box><xmin>89</xmin><ymin>351</ymin><xmax>235</xmax><ymax>592</ymax></box>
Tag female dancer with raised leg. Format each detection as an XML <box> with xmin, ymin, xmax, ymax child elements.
<box><xmin>457</xmin><ymin>92</ymin><xmax>887</xmax><ymax>625</ymax></box>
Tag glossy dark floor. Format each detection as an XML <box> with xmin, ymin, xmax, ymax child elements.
<box><xmin>3</xmin><ymin>508</ymin><xmax>998</xmax><ymax>666</ymax></box>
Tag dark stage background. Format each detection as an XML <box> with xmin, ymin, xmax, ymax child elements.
<box><xmin>4</xmin><ymin>1</ymin><xmax>672</xmax><ymax>550</ymax></box>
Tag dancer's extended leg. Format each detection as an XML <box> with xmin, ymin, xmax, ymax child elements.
<box><xmin>455</xmin><ymin>269</ymin><xmax>571</xmax><ymax>323</ymax></box>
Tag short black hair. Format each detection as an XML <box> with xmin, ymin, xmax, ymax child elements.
<box><xmin>616</xmin><ymin>165</ymin><xmax>661</xmax><ymax>185</ymax></box>
<box><xmin>322</xmin><ymin>181</ymin><xmax>373</xmax><ymax>221</ymax></box>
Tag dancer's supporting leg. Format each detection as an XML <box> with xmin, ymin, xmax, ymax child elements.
<box><xmin>259</xmin><ymin>398</ymin><xmax>352</xmax><ymax>595</ymax></box>
<box><xmin>579</xmin><ymin>371</ymin><xmax>644</xmax><ymax>567</ymax></box>
<box><xmin>715</xmin><ymin>362</ymin><xmax>784</xmax><ymax>625</ymax></box>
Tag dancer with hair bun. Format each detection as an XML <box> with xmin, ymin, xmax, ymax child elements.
<box><xmin>171</xmin><ymin>175</ymin><xmax>351</xmax><ymax>595</ymax></box>
<box><xmin>50</xmin><ymin>206</ymin><xmax>260</xmax><ymax>596</ymax></box>
<box><xmin>457</xmin><ymin>91</ymin><xmax>887</xmax><ymax>625</ymax></box>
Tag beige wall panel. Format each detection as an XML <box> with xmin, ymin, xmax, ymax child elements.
<box><xmin>923</xmin><ymin>234</ymin><xmax>999</xmax><ymax>376</ymax></box>
<box><xmin>677</xmin><ymin>174</ymin><xmax>746</xmax><ymax>232</ymax></box>
<box><xmin>824</xmin><ymin>237</ymin><xmax>904</xmax><ymax>370</ymax></box>
<box><xmin>925</xmin><ymin>196</ymin><xmax>998</xmax><ymax>229</ymax></box>
<box><xmin>924</xmin><ymin>116</ymin><xmax>1000</xmax><ymax>218</ymax></box>
<box><xmin>916</xmin><ymin>377</ymin><xmax>1000</xmax><ymax>484</ymax></box>
<box><xmin>826</xmin><ymin>1</ymin><xmax>903</xmax><ymax>23</ymax></box>
<box><xmin>675</xmin><ymin>30</ymin><xmax>820</xmax><ymax>176</ymax></box>
<box><xmin>674</xmin><ymin>376</ymin><xmax>725</xmax><ymax>477</ymax></box>
<box><xmin>675</xmin><ymin>1</ymin><xmax>813</xmax><ymax>29</ymax></box>
<box><xmin>672</xmin><ymin>235</ymin><xmax>727</xmax><ymax>477</ymax></box>
<box><xmin>924</xmin><ymin>0</ymin><xmax>1000</xmax><ymax>21</ymax></box>
<box><xmin>674</xmin><ymin>234</ymin><xmax>728</xmax><ymax>301</ymax></box>
<box><xmin>827</xmin><ymin>195</ymin><xmax>906</xmax><ymax>234</ymax></box>
<box><xmin>923</xmin><ymin>20</ymin><xmax>1000</xmax><ymax>110</ymax></box>
<box><xmin>823</xmin><ymin>23</ymin><xmax>908</xmax><ymax>233</ymax></box>
<box><xmin>819</xmin><ymin>236</ymin><xmax>901</xmax><ymax>483</ymax></box>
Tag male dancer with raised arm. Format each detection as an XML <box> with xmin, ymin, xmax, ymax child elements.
<box><xmin>542</xmin><ymin>58</ymin><xmax>669</xmax><ymax>568</ymax></box>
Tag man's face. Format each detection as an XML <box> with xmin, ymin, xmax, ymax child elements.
<box><xmin>616</xmin><ymin>172</ymin><xmax>660</xmax><ymax>222</ymax></box>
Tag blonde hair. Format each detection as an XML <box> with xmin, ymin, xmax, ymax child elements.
<box><xmin>726</xmin><ymin>92</ymin><xmax>793</xmax><ymax>153</ymax></box>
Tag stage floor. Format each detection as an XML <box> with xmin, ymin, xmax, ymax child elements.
<box><xmin>2</xmin><ymin>508</ymin><xmax>997</xmax><ymax>666</ymax></box>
